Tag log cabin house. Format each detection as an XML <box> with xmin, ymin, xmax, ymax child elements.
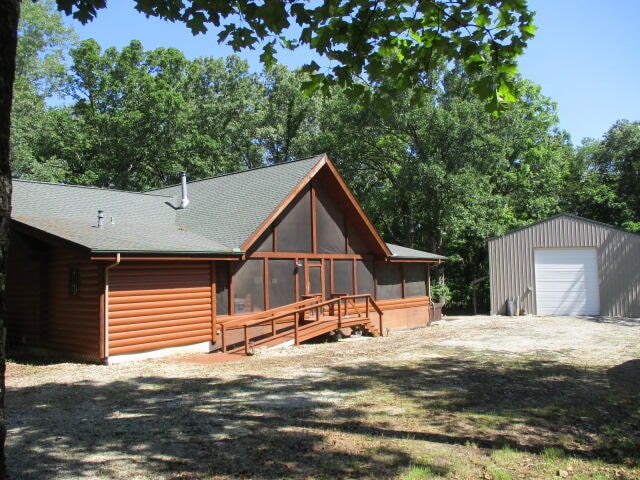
<box><xmin>8</xmin><ymin>154</ymin><xmax>445</xmax><ymax>363</ymax></box>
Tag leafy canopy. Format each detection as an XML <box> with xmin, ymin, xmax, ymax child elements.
<box><xmin>54</xmin><ymin>0</ymin><xmax>535</xmax><ymax>113</ymax></box>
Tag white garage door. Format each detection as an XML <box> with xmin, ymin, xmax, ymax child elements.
<box><xmin>534</xmin><ymin>248</ymin><xmax>600</xmax><ymax>315</ymax></box>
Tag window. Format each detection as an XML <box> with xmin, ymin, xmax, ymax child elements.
<box><xmin>276</xmin><ymin>190</ymin><xmax>311</xmax><ymax>252</ymax></box>
<box><xmin>233</xmin><ymin>260</ymin><xmax>264</xmax><ymax>312</ymax></box>
<box><xmin>216</xmin><ymin>262</ymin><xmax>230</xmax><ymax>315</ymax></box>
<box><xmin>376</xmin><ymin>262</ymin><xmax>402</xmax><ymax>300</ymax></box>
<box><xmin>356</xmin><ymin>260</ymin><xmax>375</xmax><ymax>296</ymax></box>
<box><xmin>333</xmin><ymin>260</ymin><xmax>353</xmax><ymax>295</ymax></box>
<box><xmin>316</xmin><ymin>184</ymin><xmax>346</xmax><ymax>253</ymax></box>
<box><xmin>404</xmin><ymin>264</ymin><xmax>427</xmax><ymax>297</ymax></box>
<box><xmin>253</xmin><ymin>228</ymin><xmax>273</xmax><ymax>252</ymax></box>
<box><xmin>69</xmin><ymin>267</ymin><xmax>79</xmax><ymax>296</ymax></box>
<box><xmin>269</xmin><ymin>259</ymin><xmax>295</xmax><ymax>308</ymax></box>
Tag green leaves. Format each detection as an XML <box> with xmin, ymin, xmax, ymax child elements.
<box><xmin>55</xmin><ymin>0</ymin><xmax>536</xmax><ymax>114</ymax></box>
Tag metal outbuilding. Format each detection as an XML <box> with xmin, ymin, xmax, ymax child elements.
<box><xmin>488</xmin><ymin>214</ymin><xmax>640</xmax><ymax>318</ymax></box>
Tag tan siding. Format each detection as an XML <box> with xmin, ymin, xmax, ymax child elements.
<box><xmin>489</xmin><ymin>216</ymin><xmax>640</xmax><ymax>317</ymax></box>
<box><xmin>108</xmin><ymin>262</ymin><xmax>213</xmax><ymax>356</ymax></box>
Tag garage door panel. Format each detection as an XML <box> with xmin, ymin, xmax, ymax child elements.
<box><xmin>534</xmin><ymin>248</ymin><xmax>599</xmax><ymax>315</ymax></box>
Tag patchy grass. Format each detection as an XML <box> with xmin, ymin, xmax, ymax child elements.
<box><xmin>6</xmin><ymin>315</ymin><xmax>640</xmax><ymax>479</ymax></box>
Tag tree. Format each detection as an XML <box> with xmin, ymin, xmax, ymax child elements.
<box><xmin>11</xmin><ymin>0</ymin><xmax>77</xmax><ymax>180</ymax></box>
<box><xmin>57</xmin><ymin>1</ymin><xmax>535</xmax><ymax>112</ymax></box>
<box><xmin>567</xmin><ymin>120</ymin><xmax>640</xmax><ymax>232</ymax></box>
<box><xmin>0</xmin><ymin>1</ymin><xmax>19</xmax><ymax>477</ymax></box>
<box><xmin>32</xmin><ymin>41</ymin><xmax>270</xmax><ymax>188</ymax></box>
<box><xmin>256</xmin><ymin>66</ymin><xmax>324</xmax><ymax>164</ymax></box>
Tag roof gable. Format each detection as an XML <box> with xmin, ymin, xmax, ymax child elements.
<box><xmin>239</xmin><ymin>155</ymin><xmax>391</xmax><ymax>256</ymax></box>
<box><xmin>488</xmin><ymin>213</ymin><xmax>640</xmax><ymax>244</ymax></box>
<box><xmin>153</xmin><ymin>155</ymin><xmax>325</xmax><ymax>250</ymax></box>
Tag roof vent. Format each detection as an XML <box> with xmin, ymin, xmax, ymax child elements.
<box><xmin>179</xmin><ymin>171</ymin><xmax>189</xmax><ymax>209</ymax></box>
<box><xmin>97</xmin><ymin>210</ymin><xmax>105</xmax><ymax>229</ymax></box>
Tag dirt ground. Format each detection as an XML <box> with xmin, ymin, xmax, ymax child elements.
<box><xmin>7</xmin><ymin>315</ymin><xmax>640</xmax><ymax>479</ymax></box>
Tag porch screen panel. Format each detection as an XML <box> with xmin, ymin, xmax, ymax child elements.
<box><xmin>254</xmin><ymin>228</ymin><xmax>273</xmax><ymax>252</ymax></box>
<box><xmin>269</xmin><ymin>259</ymin><xmax>295</xmax><ymax>308</ymax></box>
<box><xmin>216</xmin><ymin>262</ymin><xmax>230</xmax><ymax>315</ymax></box>
<box><xmin>376</xmin><ymin>262</ymin><xmax>402</xmax><ymax>299</ymax></box>
<box><xmin>405</xmin><ymin>263</ymin><xmax>427</xmax><ymax>297</ymax></box>
<box><xmin>333</xmin><ymin>259</ymin><xmax>354</xmax><ymax>295</ymax></box>
<box><xmin>309</xmin><ymin>266</ymin><xmax>322</xmax><ymax>295</ymax></box>
<box><xmin>356</xmin><ymin>260</ymin><xmax>375</xmax><ymax>296</ymax></box>
<box><xmin>233</xmin><ymin>259</ymin><xmax>264</xmax><ymax>313</ymax></box>
<box><xmin>316</xmin><ymin>184</ymin><xmax>346</xmax><ymax>253</ymax></box>
<box><xmin>347</xmin><ymin>223</ymin><xmax>370</xmax><ymax>254</ymax></box>
<box><xmin>276</xmin><ymin>189</ymin><xmax>311</xmax><ymax>252</ymax></box>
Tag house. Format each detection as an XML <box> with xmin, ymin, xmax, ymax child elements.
<box><xmin>8</xmin><ymin>154</ymin><xmax>445</xmax><ymax>363</ymax></box>
<box><xmin>488</xmin><ymin>213</ymin><xmax>640</xmax><ymax>318</ymax></box>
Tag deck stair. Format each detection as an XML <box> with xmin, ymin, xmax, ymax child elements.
<box><xmin>219</xmin><ymin>294</ymin><xmax>383</xmax><ymax>355</ymax></box>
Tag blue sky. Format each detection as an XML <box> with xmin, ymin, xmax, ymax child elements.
<box><xmin>65</xmin><ymin>0</ymin><xmax>640</xmax><ymax>144</ymax></box>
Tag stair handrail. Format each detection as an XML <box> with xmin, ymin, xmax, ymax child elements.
<box><xmin>222</xmin><ymin>297</ymin><xmax>319</xmax><ymax>328</ymax></box>
<box><xmin>221</xmin><ymin>294</ymin><xmax>384</xmax><ymax>352</ymax></box>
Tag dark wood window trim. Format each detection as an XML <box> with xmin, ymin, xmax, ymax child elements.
<box><xmin>263</xmin><ymin>258</ymin><xmax>269</xmax><ymax>309</ymax></box>
<box><xmin>250</xmin><ymin>251</ymin><xmax>370</xmax><ymax>260</ymax></box>
<box><xmin>229</xmin><ymin>264</ymin><xmax>236</xmax><ymax>316</ymax></box>
<box><xmin>311</xmin><ymin>183</ymin><xmax>317</xmax><ymax>254</ymax></box>
<box><xmin>401</xmin><ymin>263</ymin><xmax>407</xmax><ymax>299</ymax></box>
<box><xmin>210</xmin><ymin>262</ymin><xmax>217</xmax><ymax>341</ymax></box>
<box><xmin>352</xmin><ymin>258</ymin><xmax>357</xmax><ymax>294</ymax></box>
<box><xmin>272</xmin><ymin>225</ymin><xmax>277</xmax><ymax>252</ymax></box>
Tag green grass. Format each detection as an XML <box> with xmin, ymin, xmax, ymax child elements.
<box><xmin>541</xmin><ymin>446</ymin><xmax>567</xmax><ymax>462</ymax></box>
<box><xmin>487</xmin><ymin>467</ymin><xmax>512</xmax><ymax>480</ymax></box>
<box><xmin>400</xmin><ymin>464</ymin><xmax>439</xmax><ymax>480</ymax></box>
<box><xmin>490</xmin><ymin>444</ymin><xmax>523</xmax><ymax>463</ymax></box>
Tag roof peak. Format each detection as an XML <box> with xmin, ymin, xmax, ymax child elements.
<box><xmin>488</xmin><ymin>212</ymin><xmax>640</xmax><ymax>241</ymax></box>
<box><xmin>148</xmin><ymin>154</ymin><xmax>327</xmax><ymax>191</ymax></box>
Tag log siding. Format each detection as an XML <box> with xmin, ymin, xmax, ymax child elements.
<box><xmin>107</xmin><ymin>262</ymin><xmax>214</xmax><ymax>355</ymax></box>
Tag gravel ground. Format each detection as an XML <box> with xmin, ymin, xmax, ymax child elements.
<box><xmin>6</xmin><ymin>315</ymin><xmax>640</xmax><ymax>479</ymax></box>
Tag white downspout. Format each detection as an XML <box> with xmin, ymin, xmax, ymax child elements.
<box><xmin>104</xmin><ymin>253</ymin><xmax>121</xmax><ymax>362</ymax></box>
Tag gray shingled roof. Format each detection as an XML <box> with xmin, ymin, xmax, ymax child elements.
<box><xmin>11</xmin><ymin>155</ymin><xmax>444</xmax><ymax>261</ymax></box>
<box><xmin>387</xmin><ymin>243</ymin><xmax>446</xmax><ymax>261</ymax></box>
<box><xmin>152</xmin><ymin>155</ymin><xmax>324</xmax><ymax>248</ymax></box>
<box><xmin>12</xmin><ymin>180</ymin><xmax>231</xmax><ymax>253</ymax></box>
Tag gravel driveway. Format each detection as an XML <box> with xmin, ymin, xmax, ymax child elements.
<box><xmin>7</xmin><ymin>315</ymin><xmax>640</xmax><ymax>479</ymax></box>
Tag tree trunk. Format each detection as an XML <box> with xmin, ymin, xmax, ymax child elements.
<box><xmin>0</xmin><ymin>0</ymin><xmax>19</xmax><ymax>477</ymax></box>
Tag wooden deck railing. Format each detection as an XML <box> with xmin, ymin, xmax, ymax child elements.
<box><xmin>220</xmin><ymin>294</ymin><xmax>383</xmax><ymax>354</ymax></box>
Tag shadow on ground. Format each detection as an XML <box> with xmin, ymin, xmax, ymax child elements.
<box><xmin>7</xmin><ymin>353</ymin><xmax>640</xmax><ymax>479</ymax></box>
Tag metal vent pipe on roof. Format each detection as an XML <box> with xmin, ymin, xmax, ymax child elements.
<box><xmin>179</xmin><ymin>171</ymin><xmax>189</xmax><ymax>209</ymax></box>
<box><xmin>97</xmin><ymin>210</ymin><xmax>105</xmax><ymax>228</ymax></box>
